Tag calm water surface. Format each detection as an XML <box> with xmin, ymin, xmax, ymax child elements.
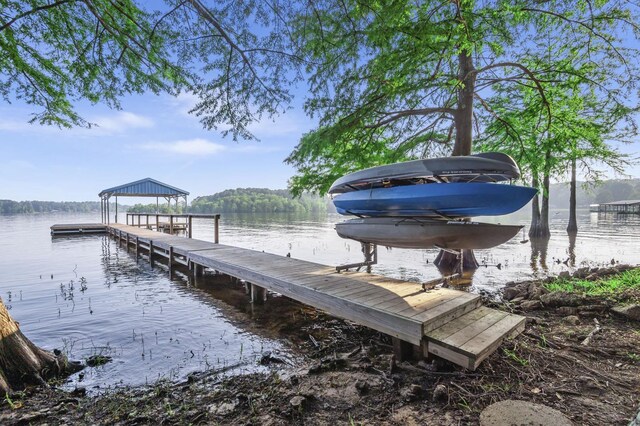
<box><xmin>0</xmin><ymin>210</ymin><xmax>638</xmax><ymax>390</ymax></box>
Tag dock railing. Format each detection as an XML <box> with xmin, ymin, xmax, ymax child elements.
<box><xmin>125</xmin><ymin>213</ymin><xmax>220</xmax><ymax>242</ymax></box>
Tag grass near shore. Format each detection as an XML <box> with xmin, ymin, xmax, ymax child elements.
<box><xmin>544</xmin><ymin>267</ymin><xmax>640</xmax><ymax>297</ymax></box>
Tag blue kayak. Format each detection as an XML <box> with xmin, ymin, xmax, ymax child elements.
<box><xmin>332</xmin><ymin>183</ymin><xmax>537</xmax><ymax>218</ymax></box>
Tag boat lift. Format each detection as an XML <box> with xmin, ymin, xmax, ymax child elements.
<box><xmin>336</xmin><ymin>242</ymin><xmax>378</xmax><ymax>273</ymax></box>
<box><xmin>336</xmin><ymin>242</ymin><xmax>466</xmax><ymax>291</ymax></box>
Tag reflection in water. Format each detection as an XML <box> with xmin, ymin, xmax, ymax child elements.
<box><xmin>1</xmin><ymin>215</ymin><xmax>290</xmax><ymax>392</ymax></box>
<box><xmin>567</xmin><ymin>232</ymin><xmax>577</xmax><ymax>268</ymax></box>
<box><xmin>1</xmin><ymin>210</ymin><xmax>639</xmax><ymax>388</ymax></box>
<box><xmin>530</xmin><ymin>237</ymin><xmax>550</xmax><ymax>275</ymax></box>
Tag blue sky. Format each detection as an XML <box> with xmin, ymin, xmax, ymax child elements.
<box><xmin>1</xmin><ymin>89</ymin><xmax>638</xmax><ymax>202</ymax></box>
<box><xmin>1</xmin><ymin>92</ymin><xmax>315</xmax><ymax>201</ymax></box>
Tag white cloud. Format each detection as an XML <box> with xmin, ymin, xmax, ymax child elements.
<box><xmin>91</xmin><ymin>111</ymin><xmax>154</xmax><ymax>132</ymax></box>
<box><xmin>247</xmin><ymin>113</ymin><xmax>307</xmax><ymax>137</ymax></box>
<box><xmin>0</xmin><ymin>110</ymin><xmax>154</xmax><ymax>136</ymax></box>
<box><xmin>0</xmin><ymin>119</ymin><xmax>33</xmax><ymax>132</ymax></box>
<box><xmin>231</xmin><ymin>144</ymin><xmax>284</xmax><ymax>154</ymax></box>
<box><xmin>164</xmin><ymin>92</ymin><xmax>311</xmax><ymax>137</ymax></box>
<box><xmin>167</xmin><ymin>91</ymin><xmax>200</xmax><ymax>116</ymax></box>
<box><xmin>140</xmin><ymin>138</ymin><xmax>225</xmax><ymax>155</ymax></box>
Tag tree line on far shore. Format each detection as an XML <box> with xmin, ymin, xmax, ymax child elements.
<box><xmin>2</xmin><ymin>180</ymin><xmax>637</xmax><ymax>216</ymax></box>
<box><xmin>0</xmin><ymin>200</ymin><xmax>101</xmax><ymax>214</ymax></box>
<box><xmin>550</xmin><ymin>179</ymin><xmax>640</xmax><ymax>209</ymax></box>
<box><xmin>127</xmin><ymin>188</ymin><xmax>333</xmax><ymax>215</ymax></box>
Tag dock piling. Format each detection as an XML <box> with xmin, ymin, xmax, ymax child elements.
<box><xmin>250</xmin><ymin>283</ymin><xmax>266</xmax><ymax>304</ymax></box>
<box><xmin>96</xmin><ymin>222</ymin><xmax>525</xmax><ymax>371</ymax></box>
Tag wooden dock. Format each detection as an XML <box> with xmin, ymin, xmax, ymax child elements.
<box><xmin>101</xmin><ymin>223</ymin><xmax>524</xmax><ymax>370</ymax></box>
<box><xmin>50</xmin><ymin>223</ymin><xmax>107</xmax><ymax>235</ymax></box>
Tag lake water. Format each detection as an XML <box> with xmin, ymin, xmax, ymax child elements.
<box><xmin>0</xmin><ymin>210</ymin><xmax>638</xmax><ymax>390</ymax></box>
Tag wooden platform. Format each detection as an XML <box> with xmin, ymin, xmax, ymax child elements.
<box><xmin>104</xmin><ymin>223</ymin><xmax>524</xmax><ymax>370</ymax></box>
<box><xmin>50</xmin><ymin>223</ymin><xmax>107</xmax><ymax>235</ymax></box>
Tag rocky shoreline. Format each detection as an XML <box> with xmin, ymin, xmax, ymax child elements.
<box><xmin>1</xmin><ymin>266</ymin><xmax>639</xmax><ymax>425</ymax></box>
<box><xmin>502</xmin><ymin>264</ymin><xmax>640</xmax><ymax>321</ymax></box>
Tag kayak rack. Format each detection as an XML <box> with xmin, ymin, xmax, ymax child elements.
<box><xmin>335</xmin><ymin>242</ymin><xmax>378</xmax><ymax>273</ymax></box>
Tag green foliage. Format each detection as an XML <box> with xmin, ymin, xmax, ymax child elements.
<box><xmin>0</xmin><ymin>0</ymin><xmax>185</xmax><ymax>127</ymax></box>
<box><xmin>286</xmin><ymin>127</ymin><xmax>412</xmax><ymax>195</ymax></box>
<box><xmin>189</xmin><ymin>188</ymin><xmax>330</xmax><ymax>214</ymax></box>
<box><xmin>126</xmin><ymin>203</ymin><xmax>183</xmax><ymax>214</ymax></box>
<box><xmin>286</xmin><ymin>1</ymin><xmax>639</xmax><ymax>194</ymax></box>
<box><xmin>503</xmin><ymin>347</ymin><xmax>530</xmax><ymax>367</ymax></box>
<box><xmin>0</xmin><ymin>199</ymin><xmax>101</xmax><ymax>214</ymax></box>
<box><xmin>476</xmin><ymin>47</ymin><xmax>633</xmax><ymax>187</ymax></box>
<box><xmin>1</xmin><ymin>1</ymin><xmax>301</xmax><ymax>138</ymax></box>
<box><xmin>544</xmin><ymin>268</ymin><xmax>640</xmax><ymax>297</ymax></box>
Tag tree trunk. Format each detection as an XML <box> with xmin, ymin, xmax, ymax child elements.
<box><xmin>452</xmin><ymin>51</ymin><xmax>476</xmax><ymax>156</ymax></box>
<box><xmin>434</xmin><ymin>249</ymin><xmax>479</xmax><ymax>274</ymax></box>
<box><xmin>435</xmin><ymin>50</ymin><xmax>480</xmax><ymax>271</ymax></box>
<box><xmin>539</xmin><ymin>150</ymin><xmax>552</xmax><ymax>238</ymax></box>
<box><xmin>529</xmin><ymin>174</ymin><xmax>542</xmax><ymax>238</ymax></box>
<box><xmin>529</xmin><ymin>152</ymin><xmax>551</xmax><ymax>239</ymax></box>
<box><xmin>0</xmin><ymin>298</ymin><xmax>81</xmax><ymax>393</ymax></box>
<box><xmin>567</xmin><ymin>157</ymin><xmax>578</xmax><ymax>234</ymax></box>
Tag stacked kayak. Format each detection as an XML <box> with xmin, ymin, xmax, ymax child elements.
<box><xmin>333</xmin><ymin>182</ymin><xmax>537</xmax><ymax>218</ymax></box>
<box><xmin>335</xmin><ymin>218</ymin><xmax>523</xmax><ymax>250</ymax></box>
<box><xmin>330</xmin><ymin>152</ymin><xmax>536</xmax><ymax>250</ymax></box>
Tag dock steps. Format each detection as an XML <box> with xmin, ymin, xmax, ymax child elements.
<box><xmin>74</xmin><ymin>223</ymin><xmax>524</xmax><ymax>370</ymax></box>
<box><xmin>425</xmin><ymin>306</ymin><xmax>525</xmax><ymax>369</ymax></box>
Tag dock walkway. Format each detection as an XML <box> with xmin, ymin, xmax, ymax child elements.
<box><xmin>103</xmin><ymin>223</ymin><xmax>524</xmax><ymax>370</ymax></box>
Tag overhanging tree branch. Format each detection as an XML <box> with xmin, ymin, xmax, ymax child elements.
<box><xmin>0</xmin><ymin>0</ymin><xmax>75</xmax><ymax>32</ymax></box>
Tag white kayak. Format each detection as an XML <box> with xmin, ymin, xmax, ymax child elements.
<box><xmin>335</xmin><ymin>217</ymin><xmax>522</xmax><ymax>250</ymax></box>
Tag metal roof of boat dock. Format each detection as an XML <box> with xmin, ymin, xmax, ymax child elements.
<box><xmin>599</xmin><ymin>200</ymin><xmax>640</xmax><ymax>206</ymax></box>
<box><xmin>98</xmin><ymin>178</ymin><xmax>189</xmax><ymax>197</ymax></box>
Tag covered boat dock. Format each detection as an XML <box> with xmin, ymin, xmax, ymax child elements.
<box><xmin>98</xmin><ymin>178</ymin><xmax>189</xmax><ymax>224</ymax></box>
<box><xmin>597</xmin><ymin>200</ymin><xmax>640</xmax><ymax>215</ymax></box>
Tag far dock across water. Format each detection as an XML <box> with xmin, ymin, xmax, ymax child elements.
<box><xmin>50</xmin><ymin>223</ymin><xmax>107</xmax><ymax>235</ymax></box>
<box><xmin>51</xmin><ymin>218</ymin><xmax>524</xmax><ymax>370</ymax></box>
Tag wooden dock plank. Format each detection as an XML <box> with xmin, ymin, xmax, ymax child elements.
<box><xmin>437</xmin><ymin>310</ymin><xmax>508</xmax><ymax>349</ymax></box>
<box><xmin>101</xmin><ymin>223</ymin><xmax>524</xmax><ymax>367</ymax></box>
<box><xmin>426</xmin><ymin>306</ymin><xmax>494</xmax><ymax>341</ymax></box>
<box><xmin>425</xmin><ymin>308</ymin><xmax>526</xmax><ymax>369</ymax></box>
<box><xmin>51</xmin><ymin>223</ymin><xmax>107</xmax><ymax>234</ymax></box>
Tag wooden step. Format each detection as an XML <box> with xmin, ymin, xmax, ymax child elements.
<box><xmin>107</xmin><ymin>224</ymin><xmax>523</xmax><ymax>371</ymax></box>
<box><xmin>423</xmin><ymin>306</ymin><xmax>525</xmax><ymax>370</ymax></box>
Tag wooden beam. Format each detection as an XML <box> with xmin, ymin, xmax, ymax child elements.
<box><xmin>392</xmin><ymin>337</ymin><xmax>414</xmax><ymax>362</ymax></box>
<box><xmin>214</xmin><ymin>215</ymin><xmax>219</xmax><ymax>243</ymax></box>
<box><xmin>250</xmin><ymin>283</ymin><xmax>266</xmax><ymax>304</ymax></box>
<box><xmin>169</xmin><ymin>246</ymin><xmax>174</xmax><ymax>275</ymax></box>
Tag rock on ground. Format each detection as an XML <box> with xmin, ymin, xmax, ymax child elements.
<box><xmin>612</xmin><ymin>304</ymin><xmax>640</xmax><ymax>321</ymax></box>
<box><xmin>480</xmin><ymin>400</ymin><xmax>573</xmax><ymax>426</ymax></box>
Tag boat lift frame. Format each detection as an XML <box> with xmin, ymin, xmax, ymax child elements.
<box><xmin>336</xmin><ymin>242</ymin><xmax>378</xmax><ymax>273</ymax></box>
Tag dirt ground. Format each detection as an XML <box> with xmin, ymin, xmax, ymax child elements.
<box><xmin>1</xmin><ymin>272</ymin><xmax>639</xmax><ymax>425</ymax></box>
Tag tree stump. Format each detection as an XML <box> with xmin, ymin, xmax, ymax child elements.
<box><xmin>433</xmin><ymin>249</ymin><xmax>479</xmax><ymax>273</ymax></box>
<box><xmin>0</xmin><ymin>298</ymin><xmax>81</xmax><ymax>393</ymax></box>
